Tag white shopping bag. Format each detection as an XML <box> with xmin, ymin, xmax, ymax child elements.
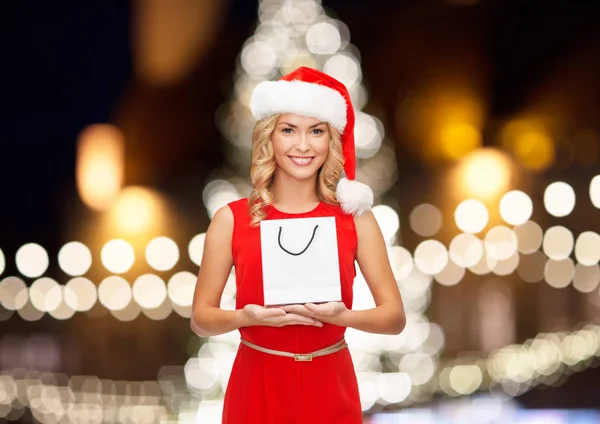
<box><xmin>260</xmin><ymin>216</ymin><xmax>342</xmax><ymax>306</ymax></box>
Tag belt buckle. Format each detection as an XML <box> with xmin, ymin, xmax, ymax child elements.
<box><xmin>294</xmin><ymin>353</ymin><xmax>313</xmax><ymax>362</ymax></box>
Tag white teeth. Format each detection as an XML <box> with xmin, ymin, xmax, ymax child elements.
<box><xmin>290</xmin><ymin>157</ymin><xmax>313</xmax><ymax>165</ymax></box>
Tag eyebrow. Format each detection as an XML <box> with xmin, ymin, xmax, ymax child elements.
<box><xmin>278</xmin><ymin>122</ymin><xmax>326</xmax><ymax>129</ymax></box>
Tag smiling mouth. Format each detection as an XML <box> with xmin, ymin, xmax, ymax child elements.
<box><xmin>288</xmin><ymin>156</ymin><xmax>315</xmax><ymax>166</ymax></box>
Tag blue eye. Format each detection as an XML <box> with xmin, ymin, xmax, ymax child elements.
<box><xmin>312</xmin><ymin>128</ymin><xmax>325</xmax><ymax>135</ymax></box>
<box><xmin>282</xmin><ymin>128</ymin><xmax>293</xmax><ymax>134</ymax></box>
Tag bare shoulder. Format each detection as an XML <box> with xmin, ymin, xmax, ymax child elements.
<box><xmin>207</xmin><ymin>205</ymin><xmax>234</xmax><ymax>238</ymax></box>
<box><xmin>353</xmin><ymin>210</ymin><xmax>380</xmax><ymax>235</ymax></box>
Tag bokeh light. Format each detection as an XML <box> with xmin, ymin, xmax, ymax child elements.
<box><xmin>414</xmin><ymin>240</ymin><xmax>448</xmax><ymax>275</ymax></box>
<box><xmin>101</xmin><ymin>239</ymin><xmax>135</xmax><ymax>274</ymax></box>
<box><xmin>544</xmin><ymin>258</ymin><xmax>575</xmax><ymax>289</ymax></box>
<box><xmin>484</xmin><ymin>226</ymin><xmax>518</xmax><ymax>261</ymax></box>
<box><xmin>544</xmin><ymin>182</ymin><xmax>575</xmax><ymax>217</ymax></box>
<box><xmin>16</xmin><ymin>243</ymin><xmax>49</xmax><ymax>279</ymax></box>
<box><xmin>64</xmin><ymin>278</ymin><xmax>98</xmax><ymax>312</ymax></box>
<box><xmin>542</xmin><ymin>226</ymin><xmax>574</xmax><ymax>260</ymax></box>
<box><xmin>372</xmin><ymin>205</ymin><xmax>400</xmax><ymax>244</ymax></box>
<box><xmin>590</xmin><ymin>175</ymin><xmax>600</xmax><ymax>209</ymax></box>
<box><xmin>110</xmin><ymin>186</ymin><xmax>164</xmax><ymax>236</ymax></box>
<box><xmin>0</xmin><ymin>277</ymin><xmax>29</xmax><ymax>310</ymax></box>
<box><xmin>513</xmin><ymin>221</ymin><xmax>543</xmax><ymax>254</ymax></box>
<box><xmin>499</xmin><ymin>190</ymin><xmax>533</xmax><ymax>226</ymax></box>
<box><xmin>573</xmin><ymin>265</ymin><xmax>600</xmax><ymax>293</ymax></box>
<box><xmin>146</xmin><ymin>236</ymin><xmax>180</xmax><ymax>271</ymax></box>
<box><xmin>76</xmin><ymin>124</ymin><xmax>124</xmax><ymax>211</ymax></box>
<box><xmin>454</xmin><ymin>199</ymin><xmax>488</xmax><ymax>234</ymax></box>
<box><xmin>29</xmin><ymin>278</ymin><xmax>62</xmax><ymax>313</ymax></box>
<box><xmin>574</xmin><ymin>231</ymin><xmax>600</xmax><ymax>266</ymax></box>
<box><xmin>409</xmin><ymin>204</ymin><xmax>442</xmax><ymax>237</ymax></box>
<box><xmin>132</xmin><ymin>274</ymin><xmax>168</xmax><ymax>310</ymax></box>
<box><xmin>449</xmin><ymin>233</ymin><xmax>483</xmax><ymax>267</ymax></box>
<box><xmin>98</xmin><ymin>276</ymin><xmax>132</xmax><ymax>311</ymax></box>
<box><xmin>58</xmin><ymin>242</ymin><xmax>92</xmax><ymax>277</ymax></box>
<box><xmin>168</xmin><ymin>272</ymin><xmax>197</xmax><ymax>307</ymax></box>
<box><xmin>501</xmin><ymin>119</ymin><xmax>554</xmax><ymax>172</ymax></box>
<box><xmin>456</xmin><ymin>148</ymin><xmax>512</xmax><ymax>202</ymax></box>
<box><xmin>439</xmin><ymin>123</ymin><xmax>482</xmax><ymax>161</ymax></box>
<box><xmin>188</xmin><ymin>233</ymin><xmax>207</xmax><ymax>267</ymax></box>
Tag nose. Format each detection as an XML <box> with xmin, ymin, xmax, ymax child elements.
<box><xmin>296</xmin><ymin>134</ymin><xmax>310</xmax><ymax>152</ymax></box>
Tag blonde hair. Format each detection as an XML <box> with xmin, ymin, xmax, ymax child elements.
<box><xmin>248</xmin><ymin>114</ymin><xmax>344</xmax><ymax>226</ymax></box>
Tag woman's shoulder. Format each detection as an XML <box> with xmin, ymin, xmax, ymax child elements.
<box><xmin>226</xmin><ymin>197</ymin><xmax>250</xmax><ymax>214</ymax></box>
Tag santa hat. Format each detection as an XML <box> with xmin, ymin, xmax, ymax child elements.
<box><xmin>249</xmin><ymin>66</ymin><xmax>374</xmax><ymax>216</ymax></box>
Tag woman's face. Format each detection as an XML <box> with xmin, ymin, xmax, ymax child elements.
<box><xmin>270</xmin><ymin>113</ymin><xmax>330</xmax><ymax>182</ymax></box>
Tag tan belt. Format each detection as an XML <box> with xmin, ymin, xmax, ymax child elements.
<box><xmin>240</xmin><ymin>338</ymin><xmax>347</xmax><ymax>362</ymax></box>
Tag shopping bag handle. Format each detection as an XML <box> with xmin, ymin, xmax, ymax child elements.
<box><xmin>278</xmin><ymin>225</ymin><xmax>319</xmax><ymax>256</ymax></box>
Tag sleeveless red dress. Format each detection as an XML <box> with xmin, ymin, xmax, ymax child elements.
<box><xmin>222</xmin><ymin>198</ymin><xmax>363</xmax><ymax>424</ymax></box>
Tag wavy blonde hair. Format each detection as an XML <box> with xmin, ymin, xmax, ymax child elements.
<box><xmin>248</xmin><ymin>113</ymin><xmax>344</xmax><ymax>226</ymax></box>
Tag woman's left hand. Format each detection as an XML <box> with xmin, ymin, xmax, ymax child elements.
<box><xmin>280</xmin><ymin>302</ymin><xmax>351</xmax><ymax>326</ymax></box>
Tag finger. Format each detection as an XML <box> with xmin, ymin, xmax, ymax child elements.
<box><xmin>257</xmin><ymin>308</ymin><xmax>287</xmax><ymax>319</ymax></box>
<box><xmin>268</xmin><ymin>314</ymin><xmax>322</xmax><ymax>327</ymax></box>
<box><xmin>305</xmin><ymin>303</ymin><xmax>321</xmax><ymax>312</ymax></box>
<box><xmin>281</xmin><ymin>305</ymin><xmax>315</xmax><ymax>317</ymax></box>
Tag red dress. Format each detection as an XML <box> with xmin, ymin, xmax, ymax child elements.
<box><xmin>222</xmin><ymin>198</ymin><xmax>363</xmax><ymax>424</ymax></box>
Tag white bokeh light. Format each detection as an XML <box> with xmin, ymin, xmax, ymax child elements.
<box><xmin>544</xmin><ymin>258</ymin><xmax>575</xmax><ymax>289</ymax></box>
<box><xmin>133</xmin><ymin>274</ymin><xmax>168</xmax><ymax>309</ymax></box>
<box><xmin>484</xmin><ymin>226</ymin><xmax>518</xmax><ymax>261</ymax></box>
<box><xmin>29</xmin><ymin>278</ymin><xmax>62</xmax><ymax>312</ymax></box>
<box><xmin>414</xmin><ymin>240</ymin><xmax>448</xmax><ymax>275</ymax></box>
<box><xmin>305</xmin><ymin>22</ymin><xmax>341</xmax><ymax>55</ymax></box>
<box><xmin>189</xmin><ymin>233</ymin><xmax>207</xmax><ymax>266</ymax></box>
<box><xmin>544</xmin><ymin>182</ymin><xmax>575</xmax><ymax>217</ymax></box>
<box><xmin>323</xmin><ymin>53</ymin><xmax>361</xmax><ymax>88</ymax></box>
<box><xmin>240</xmin><ymin>41</ymin><xmax>277</xmax><ymax>75</ymax></box>
<box><xmin>98</xmin><ymin>276</ymin><xmax>132</xmax><ymax>311</ymax></box>
<box><xmin>372</xmin><ymin>205</ymin><xmax>400</xmax><ymax>244</ymax></box>
<box><xmin>449</xmin><ymin>233</ymin><xmax>483</xmax><ymax>268</ymax></box>
<box><xmin>146</xmin><ymin>236</ymin><xmax>180</xmax><ymax>271</ymax></box>
<box><xmin>16</xmin><ymin>243</ymin><xmax>49</xmax><ymax>278</ymax></box>
<box><xmin>64</xmin><ymin>277</ymin><xmax>98</xmax><ymax>312</ymax></box>
<box><xmin>0</xmin><ymin>277</ymin><xmax>29</xmax><ymax>310</ymax></box>
<box><xmin>542</xmin><ymin>226</ymin><xmax>574</xmax><ymax>261</ymax></box>
<box><xmin>168</xmin><ymin>271</ymin><xmax>197</xmax><ymax>307</ymax></box>
<box><xmin>590</xmin><ymin>175</ymin><xmax>600</xmax><ymax>209</ymax></box>
<box><xmin>377</xmin><ymin>372</ymin><xmax>412</xmax><ymax>403</ymax></box>
<box><xmin>387</xmin><ymin>246</ymin><xmax>414</xmax><ymax>281</ymax></box>
<box><xmin>455</xmin><ymin>199</ymin><xmax>489</xmax><ymax>234</ymax></box>
<box><xmin>499</xmin><ymin>190</ymin><xmax>533</xmax><ymax>225</ymax></box>
<box><xmin>574</xmin><ymin>231</ymin><xmax>600</xmax><ymax>266</ymax></box>
<box><xmin>58</xmin><ymin>242</ymin><xmax>92</xmax><ymax>277</ymax></box>
<box><xmin>573</xmin><ymin>264</ymin><xmax>600</xmax><ymax>293</ymax></box>
<box><xmin>101</xmin><ymin>239</ymin><xmax>135</xmax><ymax>274</ymax></box>
<box><xmin>513</xmin><ymin>221</ymin><xmax>543</xmax><ymax>254</ymax></box>
<box><xmin>0</xmin><ymin>248</ymin><xmax>5</xmax><ymax>276</ymax></box>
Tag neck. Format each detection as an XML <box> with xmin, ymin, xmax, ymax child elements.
<box><xmin>270</xmin><ymin>170</ymin><xmax>320</xmax><ymax>207</ymax></box>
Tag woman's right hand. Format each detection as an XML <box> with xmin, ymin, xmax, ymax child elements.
<box><xmin>238</xmin><ymin>304</ymin><xmax>323</xmax><ymax>328</ymax></box>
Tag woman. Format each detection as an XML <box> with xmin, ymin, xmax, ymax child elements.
<box><xmin>191</xmin><ymin>67</ymin><xmax>406</xmax><ymax>424</ymax></box>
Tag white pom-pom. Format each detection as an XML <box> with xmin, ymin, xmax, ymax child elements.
<box><xmin>336</xmin><ymin>178</ymin><xmax>374</xmax><ymax>216</ymax></box>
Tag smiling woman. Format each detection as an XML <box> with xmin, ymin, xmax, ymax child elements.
<box><xmin>190</xmin><ymin>67</ymin><xmax>405</xmax><ymax>424</ymax></box>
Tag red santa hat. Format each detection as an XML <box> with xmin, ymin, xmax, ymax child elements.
<box><xmin>249</xmin><ymin>66</ymin><xmax>374</xmax><ymax>216</ymax></box>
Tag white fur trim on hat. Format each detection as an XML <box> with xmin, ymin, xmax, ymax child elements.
<box><xmin>250</xmin><ymin>80</ymin><xmax>347</xmax><ymax>132</ymax></box>
<box><xmin>336</xmin><ymin>178</ymin><xmax>374</xmax><ymax>216</ymax></box>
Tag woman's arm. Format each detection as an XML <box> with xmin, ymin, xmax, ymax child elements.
<box><xmin>282</xmin><ymin>211</ymin><xmax>406</xmax><ymax>335</ymax></box>
<box><xmin>343</xmin><ymin>210</ymin><xmax>406</xmax><ymax>334</ymax></box>
<box><xmin>191</xmin><ymin>206</ymin><xmax>324</xmax><ymax>337</ymax></box>
<box><xmin>190</xmin><ymin>206</ymin><xmax>242</xmax><ymax>336</ymax></box>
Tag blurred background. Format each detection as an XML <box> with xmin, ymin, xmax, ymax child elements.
<box><xmin>3</xmin><ymin>0</ymin><xmax>600</xmax><ymax>423</ymax></box>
